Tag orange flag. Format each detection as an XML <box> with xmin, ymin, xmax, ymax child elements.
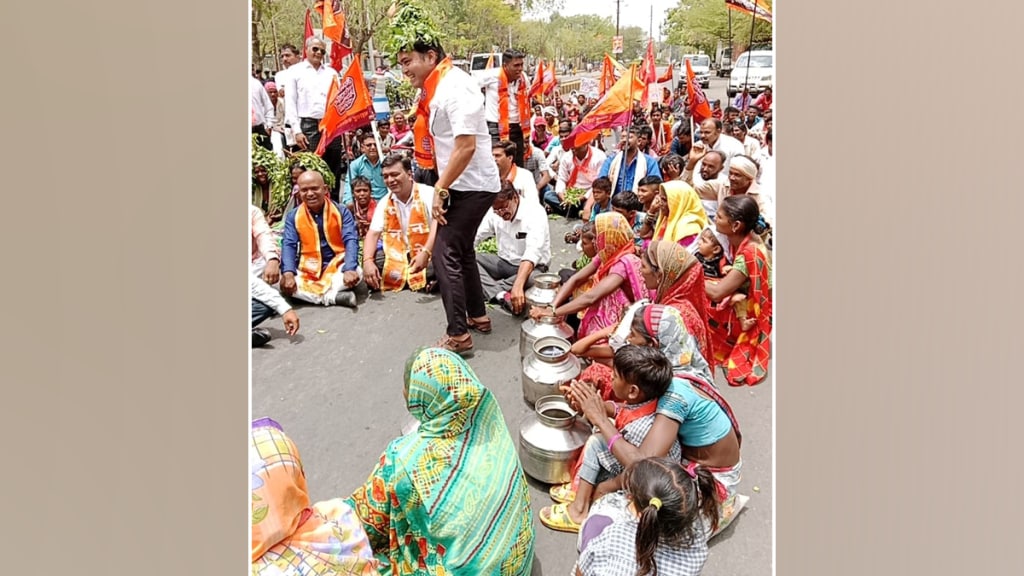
<box><xmin>485</xmin><ymin>53</ymin><xmax>495</xmax><ymax>69</ymax></box>
<box><xmin>316</xmin><ymin>58</ymin><xmax>375</xmax><ymax>156</ymax></box>
<box><xmin>541</xmin><ymin>59</ymin><xmax>558</xmax><ymax>96</ymax></box>
<box><xmin>599</xmin><ymin>54</ymin><xmax>616</xmax><ymax>97</ymax></box>
<box><xmin>640</xmin><ymin>39</ymin><xmax>656</xmax><ymax>107</ymax></box>
<box><xmin>561</xmin><ymin>64</ymin><xmax>645</xmax><ymax>150</ymax></box>
<box><xmin>314</xmin><ymin>0</ymin><xmax>353</xmax><ymax>64</ymax></box>
<box><xmin>656</xmin><ymin>62</ymin><xmax>674</xmax><ymax>84</ymax></box>
<box><xmin>685</xmin><ymin>59</ymin><xmax>713</xmax><ymax>123</ymax></box>
<box><xmin>528</xmin><ymin>59</ymin><xmax>544</xmax><ymax>99</ymax></box>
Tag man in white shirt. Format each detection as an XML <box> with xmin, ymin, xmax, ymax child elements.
<box><xmin>285</xmin><ymin>36</ymin><xmax>345</xmax><ymax>200</ymax></box>
<box><xmin>250</xmin><ymin>74</ymin><xmax>275</xmax><ymax>151</ymax></box>
<box><xmin>478</xmin><ymin>49</ymin><xmax>530</xmax><ymax>167</ymax></box>
<box><xmin>273</xmin><ymin>43</ymin><xmax>301</xmax><ymax>153</ymax></box>
<box><xmin>396</xmin><ymin>33</ymin><xmax>502</xmax><ymax>355</ymax></box>
<box><xmin>252</xmin><ymin>272</ymin><xmax>300</xmax><ymax>348</ymax></box>
<box><xmin>474</xmin><ymin>181</ymin><xmax>551</xmax><ymax>315</ymax></box>
<box><xmin>547</xmin><ymin>140</ymin><xmax>607</xmax><ymax>217</ymax></box>
<box><xmin>695</xmin><ymin>118</ymin><xmax>746</xmax><ymax>176</ymax></box>
<box><xmin>492</xmin><ymin>140</ymin><xmax>539</xmax><ymax>206</ymax></box>
<box><xmin>363</xmin><ymin>154</ymin><xmax>438</xmax><ymax>292</ymax></box>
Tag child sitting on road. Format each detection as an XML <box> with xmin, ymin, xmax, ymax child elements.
<box><xmin>585</xmin><ymin>177</ymin><xmax>613</xmax><ymax>223</ymax></box>
<box><xmin>610</xmin><ymin>191</ymin><xmax>646</xmax><ymax>252</ymax></box>
<box><xmin>575</xmin><ymin>457</ymin><xmax>721</xmax><ymax>576</ymax></box>
<box><xmin>696</xmin><ymin>228</ymin><xmax>755</xmax><ymax>332</ymax></box>
<box><xmin>345</xmin><ymin>177</ymin><xmax>377</xmax><ymax>242</ymax></box>
<box><xmin>539</xmin><ymin>346</ymin><xmax>682</xmax><ymax>534</ymax></box>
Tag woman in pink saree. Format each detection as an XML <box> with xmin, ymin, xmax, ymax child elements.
<box><xmin>531</xmin><ymin>212</ymin><xmax>651</xmax><ymax>338</ymax></box>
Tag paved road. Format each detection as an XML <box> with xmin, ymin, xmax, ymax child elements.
<box><xmin>253</xmin><ymin>147</ymin><xmax>770</xmax><ymax>575</ymax></box>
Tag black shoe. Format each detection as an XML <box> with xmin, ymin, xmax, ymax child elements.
<box><xmin>252</xmin><ymin>328</ymin><xmax>272</xmax><ymax>348</ymax></box>
<box><xmin>334</xmin><ymin>291</ymin><xmax>357</xmax><ymax>308</ymax></box>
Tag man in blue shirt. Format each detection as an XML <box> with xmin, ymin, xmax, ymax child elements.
<box><xmin>280</xmin><ymin>170</ymin><xmax>362</xmax><ymax>308</ymax></box>
<box><xmin>342</xmin><ymin>132</ymin><xmax>387</xmax><ymax>205</ymax></box>
<box><xmin>598</xmin><ymin>125</ymin><xmax>662</xmax><ymax>196</ymax></box>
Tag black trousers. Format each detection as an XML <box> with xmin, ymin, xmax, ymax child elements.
<box><xmin>487</xmin><ymin>121</ymin><xmax>526</xmax><ymax>167</ymax></box>
<box><xmin>433</xmin><ymin>189</ymin><xmax>496</xmax><ymax>337</ymax></box>
<box><xmin>300</xmin><ymin>117</ymin><xmax>346</xmax><ymax>202</ymax></box>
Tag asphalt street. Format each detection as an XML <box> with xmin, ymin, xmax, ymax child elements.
<box><xmin>252</xmin><ymin>149</ymin><xmax>772</xmax><ymax>575</ymax></box>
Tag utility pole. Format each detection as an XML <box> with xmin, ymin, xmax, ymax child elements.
<box><xmin>649</xmin><ymin>5</ymin><xmax>653</xmax><ymax>40</ymax></box>
<box><xmin>365</xmin><ymin>4</ymin><xmax>376</xmax><ymax>71</ymax></box>
<box><xmin>616</xmin><ymin>0</ymin><xmax>620</xmax><ymax>36</ymax></box>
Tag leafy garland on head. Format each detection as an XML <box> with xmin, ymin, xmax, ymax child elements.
<box><xmin>250</xmin><ymin>135</ymin><xmax>337</xmax><ymax>215</ymax></box>
<box><xmin>251</xmin><ymin>135</ymin><xmax>289</xmax><ymax>212</ymax></box>
<box><xmin>383</xmin><ymin>1</ymin><xmax>445</xmax><ymax>65</ymax></box>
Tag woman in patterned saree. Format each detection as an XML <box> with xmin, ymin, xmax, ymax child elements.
<box><xmin>344</xmin><ymin>348</ymin><xmax>535</xmax><ymax>576</ymax></box>
<box><xmin>705</xmin><ymin>195</ymin><xmax>772</xmax><ymax>386</ymax></box>
<box><xmin>251</xmin><ymin>418</ymin><xmax>382</xmax><ymax>576</ymax></box>
<box><xmin>531</xmin><ymin>212</ymin><xmax>650</xmax><ymax>339</ymax></box>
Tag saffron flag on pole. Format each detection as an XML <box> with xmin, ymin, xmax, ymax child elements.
<box><xmin>561</xmin><ymin>64</ymin><xmax>645</xmax><ymax>150</ymax></box>
<box><xmin>316</xmin><ymin>58</ymin><xmax>375</xmax><ymax>156</ymax></box>
<box><xmin>656</xmin><ymin>62</ymin><xmax>674</xmax><ymax>84</ymax></box>
<box><xmin>314</xmin><ymin>0</ymin><xmax>353</xmax><ymax>69</ymax></box>
<box><xmin>303</xmin><ymin>9</ymin><xmax>314</xmax><ymax>58</ymax></box>
<box><xmin>685</xmin><ymin>58</ymin><xmax>713</xmax><ymax>123</ymax></box>
<box><xmin>725</xmin><ymin>0</ymin><xmax>773</xmax><ymax>23</ymax></box>
<box><xmin>529</xmin><ymin>59</ymin><xmax>544</xmax><ymax>99</ymax></box>
<box><xmin>485</xmin><ymin>53</ymin><xmax>495</xmax><ymax>69</ymax></box>
<box><xmin>639</xmin><ymin>38</ymin><xmax>657</xmax><ymax>107</ymax></box>
<box><xmin>599</xmin><ymin>54</ymin><xmax>616</xmax><ymax>97</ymax></box>
<box><xmin>542</xmin><ymin>59</ymin><xmax>558</xmax><ymax>96</ymax></box>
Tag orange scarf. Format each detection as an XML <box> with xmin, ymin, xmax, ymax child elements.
<box><xmin>413</xmin><ymin>56</ymin><xmax>453</xmax><ymax>171</ymax></box>
<box><xmin>295</xmin><ymin>201</ymin><xmax>347</xmax><ymax>295</ymax></box>
<box><xmin>498</xmin><ymin>68</ymin><xmax>532</xmax><ymax>160</ymax></box>
<box><xmin>381</xmin><ymin>185</ymin><xmax>430</xmax><ymax>292</ymax></box>
<box><xmin>566</xmin><ymin>146</ymin><xmax>592</xmax><ymax>188</ymax></box>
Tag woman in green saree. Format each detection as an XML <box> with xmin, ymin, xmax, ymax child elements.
<box><xmin>345</xmin><ymin>348</ymin><xmax>535</xmax><ymax>576</ymax></box>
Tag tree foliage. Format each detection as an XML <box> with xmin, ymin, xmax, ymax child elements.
<box><xmin>664</xmin><ymin>0</ymin><xmax>772</xmax><ymax>57</ymax></box>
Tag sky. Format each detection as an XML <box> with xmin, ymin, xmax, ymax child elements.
<box><xmin>526</xmin><ymin>0</ymin><xmax>680</xmax><ymax>40</ymax></box>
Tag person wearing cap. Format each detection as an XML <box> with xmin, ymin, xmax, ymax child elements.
<box><xmin>531</xmin><ymin>115</ymin><xmax>553</xmax><ymax>151</ymax></box>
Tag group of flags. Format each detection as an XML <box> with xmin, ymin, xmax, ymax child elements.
<box><xmin>285</xmin><ymin>0</ymin><xmax>771</xmax><ymax>160</ymax></box>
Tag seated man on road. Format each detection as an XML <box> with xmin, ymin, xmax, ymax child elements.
<box><xmin>493</xmin><ymin>140</ymin><xmax>539</xmax><ymax>206</ymax></box>
<box><xmin>342</xmin><ymin>132</ymin><xmax>387</xmax><ymax>206</ymax></box>
<box><xmin>474</xmin><ymin>180</ymin><xmax>551</xmax><ymax>317</ymax></box>
<box><xmin>251</xmin><ymin>203</ymin><xmax>281</xmax><ymax>284</ymax></box>
<box><xmin>363</xmin><ymin>154</ymin><xmax>438</xmax><ymax>293</ymax></box>
<box><xmin>280</xmin><ymin>171</ymin><xmax>362</xmax><ymax>308</ymax></box>
<box><xmin>251</xmin><ymin>271</ymin><xmax>300</xmax><ymax>348</ymax></box>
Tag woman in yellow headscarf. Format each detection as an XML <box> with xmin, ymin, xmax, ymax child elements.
<box><xmin>251</xmin><ymin>418</ymin><xmax>382</xmax><ymax>576</ymax></box>
<box><xmin>652</xmin><ymin>180</ymin><xmax>708</xmax><ymax>249</ymax></box>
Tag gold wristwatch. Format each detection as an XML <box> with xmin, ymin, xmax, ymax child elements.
<box><xmin>436</xmin><ymin>188</ymin><xmax>450</xmax><ymax>199</ymax></box>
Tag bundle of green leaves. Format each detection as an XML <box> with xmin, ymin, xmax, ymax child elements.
<box><xmin>383</xmin><ymin>1</ymin><xmax>445</xmax><ymax>64</ymax></box>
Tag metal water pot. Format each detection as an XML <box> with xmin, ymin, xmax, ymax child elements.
<box><xmin>524</xmin><ymin>273</ymin><xmax>562</xmax><ymax>309</ymax></box>
<box><xmin>520</xmin><ymin>315</ymin><xmax>574</xmax><ymax>359</ymax></box>
<box><xmin>522</xmin><ymin>336</ymin><xmax>581</xmax><ymax>406</ymax></box>
<box><xmin>518</xmin><ymin>395</ymin><xmax>592</xmax><ymax>484</ymax></box>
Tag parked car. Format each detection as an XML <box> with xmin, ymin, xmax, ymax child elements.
<box><xmin>469</xmin><ymin>52</ymin><xmax>502</xmax><ymax>80</ymax></box>
<box><xmin>681</xmin><ymin>54</ymin><xmax>711</xmax><ymax>88</ymax></box>
<box><xmin>728</xmin><ymin>50</ymin><xmax>773</xmax><ymax>97</ymax></box>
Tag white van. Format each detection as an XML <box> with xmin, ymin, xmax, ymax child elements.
<box><xmin>469</xmin><ymin>53</ymin><xmax>502</xmax><ymax>80</ymax></box>
<box><xmin>728</xmin><ymin>50</ymin><xmax>773</xmax><ymax>97</ymax></box>
<box><xmin>681</xmin><ymin>54</ymin><xmax>711</xmax><ymax>88</ymax></box>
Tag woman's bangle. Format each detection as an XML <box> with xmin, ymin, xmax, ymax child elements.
<box><xmin>607</xmin><ymin>433</ymin><xmax>623</xmax><ymax>452</ymax></box>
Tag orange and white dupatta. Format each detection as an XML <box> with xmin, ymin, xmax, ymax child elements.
<box><xmin>295</xmin><ymin>201</ymin><xmax>347</xmax><ymax>296</ymax></box>
<box><xmin>381</xmin><ymin>185</ymin><xmax>430</xmax><ymax>292</ymax></box>
<box><xmin>498</xmin><ymin>67</ymin><xmax>533</xmax><ymax>160</ymax></box>
<box><xmin>251</xmin><ymin>418</ymin><xmax>381</xmax><ymax>576</ymax></box>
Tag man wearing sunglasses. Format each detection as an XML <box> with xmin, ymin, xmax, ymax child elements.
<box><xmin>284</xmin><ymin>36</ymin><xmax>346</xmax><ymax>200</ymax></box>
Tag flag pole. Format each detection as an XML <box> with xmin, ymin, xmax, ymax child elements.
<box><xmin>743</xmin><ymin>3</ymin><xmax>757</xmax><ymax>103</ymax></box>
<box><xmin>619</xmin><ymin>64</ymin><xmax>636</xmax><ymax>196</ymax></box>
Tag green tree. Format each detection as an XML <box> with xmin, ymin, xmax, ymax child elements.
<box><xmin>664</xmin><ymin>0</ymin><xmax>772</xmax><ymax>58</ymax></box>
